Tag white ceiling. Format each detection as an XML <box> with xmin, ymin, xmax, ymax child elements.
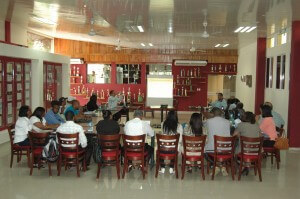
<box><xmin>0</xmin><ymin>0</ymin><xmax>296</xmax><ymax>50</ymax></box>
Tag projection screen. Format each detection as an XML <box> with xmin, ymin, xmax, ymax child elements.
<box><xmin>146</xmin><ymin>75</ymin><xmax>173</xmax><ymax>106</ymax></box>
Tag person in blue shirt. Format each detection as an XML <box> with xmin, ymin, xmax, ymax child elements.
<box><xmin>64</xmin><ymin>100</ymin><xmax>86</xmax><ymax>121</ymax></box>
<box><xmin>211</xmin><ymin>93</ymin><xmax>227</xmax><ymax>110</ymax></box>
<box><xmin>45</xmin><ymin>100</ymin><xmax>65</xmax><ymax>125</ymax></box>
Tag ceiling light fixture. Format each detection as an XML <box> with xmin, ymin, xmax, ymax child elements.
<box><xmin>149</xmin><ymin>43</ymin><xmax>153</xmax><ymax>46</ymax></box>
<box><xmin>246</xmin><ymin>26</ymin><xmax>257</xmax><ymax>32</ymax></box>
<box><xmin>223</xmin><ymin>44</ymin><xmax>229</xmax><ymax>47</ymax></box>
<box><xmin>168</xmin><ymin>27</ymin><xmax>173</xmax><ymax>33</ymax></box>
<box><xmin>240</xmin><ymin>26</ymin><xmax>251</xmax><ymax>33</ymax></box>
<box><xmin>137</xmin><ymin>26</ymin><xmax>144</xmax><ymax>32</ymax></box>
<box><xmin>33</xmin><ymin>16</ymin><xmax>56</xmax><ymax>25</ymax></box>
<box><xmin>234</xmin><ymin>27</ymin><xmax>244</xmax><ymax>33</ymax></box>
<box><xmin>141</xmin><ymin>43</ymin><xmax>145</xmax><ymax>47</ymax></box>
<box><xmin>215</xmin><ymin>44</ymin><xmax>221</xmax><ymax>47</ymax></box>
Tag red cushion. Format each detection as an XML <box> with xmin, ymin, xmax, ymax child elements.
<box><xmin>159</xmin><ymin>153</ymin><xmax>176</xmax><ymax>157</ymax></box>
<box><xmin>33</xmin><ymin>148</ymin><xmax>43</xmax><ymax>155</ymax></box>
<box><xmin>208</xmin><ymin>153</ymin><xmax>232</xmax><ymax>160</ymax></box>
<box><xmin>102</xmin><ymin>151</ymin><xmax>120</xmax><ymax>157</ymax></box>
<box><xmin>61</xmin><ymin>150</ymin><xmax>85</xmax><ymax>156</ymax></box>
<box><xmin>237</xmin><ymin>154</ymin><xmax>259</xmax><ymax>160</ymax></box>
<box><xmin>126</xmin><ymin>152</ymin><xmax>148</xmax><ymax>157</ymax></box>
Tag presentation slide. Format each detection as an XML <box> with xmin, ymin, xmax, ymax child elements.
<box><xmin>146</xmin><ymin>75</ymin><xmax>173</xmax><ymax>106</ymax></box>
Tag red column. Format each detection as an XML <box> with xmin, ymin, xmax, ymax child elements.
<box><xmin>254</xmin><ymin>38</ymin><xmax>266</xmax><ymax>114</ymax></box>
<box><xmin>288</xmin><ymin>21</ymin><xmax>300</xmax><ymax>147</ymax></box>
<box><xmin>5</xmin><ymin>21</ymin><xmax>11</xmax><ymax>43</ymax></box>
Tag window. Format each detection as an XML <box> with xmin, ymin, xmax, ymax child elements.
<box><xmin>278</xmin><ymin>33</ymin><xmax>287</xmax><ymax>45</ymax></box>
<box><xmin>265</xmin><ymin>57</ymin><xmax>273</xmax><ymax>88</ymax></box>
<box><xmin>276</xmin><ymin>55</ymin><xmax>286</xmax><ymax>89</ymax></box>
<box><xmin>116</xmin><ymin>64</ymin><xmax>141</xmax><ymax>84</ymax></box>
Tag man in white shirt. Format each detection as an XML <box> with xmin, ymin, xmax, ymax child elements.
<box><xmin>56</xmin><ymin>111</ymin><xmax>87</xmax><ymax>148</ymax></box>
<box><xmin>205</xmin><ymin>107</ymin><xmax>231</xmax><ymax>176</ymax></box>
<box><xmin>124</xmin><ymin>110</ymin><xmax>154</xmax><ymax>165</ymax></box>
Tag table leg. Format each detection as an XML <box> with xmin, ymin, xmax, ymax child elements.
<box><xmin>160</xmin><ymin>109</ymin><xmax>163</xmax><ymax>123</ymax></box>
<box><xmin>150</xmin><ymin>135</ymin><xmax>155</xmax><ymax>169</ymax></box>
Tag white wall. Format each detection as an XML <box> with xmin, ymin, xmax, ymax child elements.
<box><xmin>0</xmin><ymin>20</ymin><xmax>4</xmax><ymax>41</ymax></box>
<box><xmin>0</xmin><ymin>43</ymin><xmax>70</xmax><ymax>144</ymax></box>
<box><xmin>265</xmin><ymin>28</ymin><xmax>291</xmax><ymax>130</ymax></box>
<box><xmin>10</xmin><ymin>23</ymin><xmax>27</xmax><ymax>46</ymax></box>
<box><xmin>236</xmin><ymin>40</ymin><xmax>257</xmax><ymax>112</ymax></box>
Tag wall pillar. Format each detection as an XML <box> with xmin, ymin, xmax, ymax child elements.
<box><xmin>288</xmin><ymin>21</ymin><xmax>300</xmax><ymax>147</ymax></box>
<box><xmin>254</xmin><ymin>38</ymin><xmax>266</xmax><ymax>114</ymax></box>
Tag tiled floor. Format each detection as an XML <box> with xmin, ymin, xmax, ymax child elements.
<box><xmin>1</xmin><ymin>113</ymin><xmax>300</xmax><ymax>199</ymax></box>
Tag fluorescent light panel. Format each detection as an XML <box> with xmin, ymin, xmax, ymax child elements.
<box><xmin>141</xmin><ymin>43</ymin><xmax>145</xmax><ymax>46</ymax></box>
<box><xmin>234</xmin><ymin>27</ymin><xmax>244</xmax><ymax>33</ymax></box>
<box><xmin>33</xmin><ymin>16</ymin><xmax>56</xmax><ymax>25</ymax></box>
<box><xmin>240</xmin><ymin>26</ymin><xmax>251</xmax><ymax>33</ymax></box>
<box><xmin>246</xmin><ymin>26</ymin><xmax>256</xmax><ymax>32</ymax></box>
<box><xmin>223</xmin><ymin>44</ymin><xmax>229</xmax><ymax>47</ymax></box>
<box><xmin>137</xmin><ymin>26</ymin><xmax>144</xmax><ymax>32</ymax></box>
<box><xmin>215</xmin><ymin>44</ymin><xmax>221</xmax><ymax>47</ymax></box>
<box><xmin>149</xmin><ymin>43</ymin><xmax>153</xmax><ymax>46</ymax></box>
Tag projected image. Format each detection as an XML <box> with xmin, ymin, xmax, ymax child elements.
<box><xmin>147</xmin><ymin>75</ymin><xmax>173</xmax><ymax>106</ymax></box>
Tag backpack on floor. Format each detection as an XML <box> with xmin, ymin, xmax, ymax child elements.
<box><xmin>42</xmin><ymin>138</ymin><xmax>59</xmax><ymax>163</ymax></box>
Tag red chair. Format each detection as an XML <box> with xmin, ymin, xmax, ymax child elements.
<box><xmin>96</xmin><ymin>134</ymin><xmax>121</xmax><ymax>179</ymax></box>
<box><xmin>155</xmin><ymin>134</ymin><xmax>180</xmax><ymax>178</ymax></box>
<box><xmin>8</xmin><ymin>124</ymin><xmax>31</xmax><ymax>168</ymax></box>
<box><xmin>28</xmin><ymin>131</ymin><xmax>51</xmax><ymax>176</ymax></box>
<box><xmin>208</xmin><ymin>135</ymin><xmax>236</xmax><ymax>180</ymax></box>
<box><xmin>181</xmin><ymin>135</ymin><xmax>206</xmax><ymax>180</ymax></box>
<box><xmin>238</xmin><ymin>136</ymin><xmax>264</xmax><ymax>181</ymax></box>
<box><xmin>57</xmin><ymin>133</ymin><xmax>86</xmax><ymax>177</ymax></box>
<box><xmin>122</xmin><ymin>134</ymin><xmax>148</xmax><ymax>179</ymax></box>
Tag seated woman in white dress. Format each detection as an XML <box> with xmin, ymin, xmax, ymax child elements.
<box><xmin>30</xmin><ymin>107</ymin><xmax>59</xmax><ymax>133</ymax></box>
<box><xmin>159</xmin><ymin>110</ymin><xmax>183</xmax><ymax>174</ymax></box>
<box><xmin>14</xmin><ymin>105</ymin><xmax>32</xmax><ymax>146</ymax></box>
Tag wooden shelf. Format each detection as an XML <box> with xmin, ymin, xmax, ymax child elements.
<box><xmin>174</xmin><ymin>95</ymin><xmax>190</xmax><ymax>98</ymax></box>
<box><xmin>176</xmin><ymin>76</ymin><xmax>203</xmax><ymax>79</ymax></box>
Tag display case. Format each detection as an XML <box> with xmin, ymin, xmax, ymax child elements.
<box><xmin>44</xmin><ymin>62</ymin><xmax>62</xmax><ymax>110</ymax></box>
<box><xmin>116</xmin><ymin>64</ymin><xmax>141</xmax><ymax>84</ymax></box>
<box><xmin>0</xmin><ymin>57</ymin><xmax>32</xmax><ymax>129</ymax></box>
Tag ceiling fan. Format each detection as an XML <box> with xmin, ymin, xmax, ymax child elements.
<box><xmin>201</xmin><ymin>11</ymin><xmax>210</xmax><ymax>38</ymax></box>
<box><xmin>113</xmin><ymin>39</ymin><xmax>133</xmax><ymax>51</ymax></box>
<box><xmin>189</xmin><ymin>41</ymin><xmax>206</xmax><ymax>53</ymax></box>
<box><xmin>88</xmin><ymin>18</ymin><xmax>105</xmax><ymax>36</ymax></box>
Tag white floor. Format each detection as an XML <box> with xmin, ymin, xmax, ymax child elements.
<box><xmin>1</xmin><ymin>141</ymin><xmax>300</xmax><ymax>199</ymax></box>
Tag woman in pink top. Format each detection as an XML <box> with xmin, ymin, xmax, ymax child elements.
<box><xmin>259</xmin><ymin>105</ymin><xmax>278</xmax><ymax>147</ymax></box>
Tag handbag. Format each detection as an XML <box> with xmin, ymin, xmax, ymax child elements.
<box><xmin>274</xmin><ymin>129</ymin><xmax>289</xmax><ymax>150</ymax></box>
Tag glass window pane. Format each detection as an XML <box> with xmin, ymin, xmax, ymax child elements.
<box><xmin>281</xmin><ymin>55</ymin><xmax>286</xmax><ymax>89</ymax></box>
<box><xmin>87</xmin><ymin>64</ymin><xmax>111</xmax><ymax>84</ymax></box>
<box><xmin>276</xmin><ymin>56</ymin><xmax>281</xmax><ymax>89</ymax></box>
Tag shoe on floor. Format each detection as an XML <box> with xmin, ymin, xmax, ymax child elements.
<box><xmin>221</xmin><ymin>167</ymin><xmax>228</xmax><ymax>176</ymax></box>
<box><xmin>210</xmin><ymin>167</ymin><xmax>220</xmax><ymax>176</ymax></box>
<box><xmin>169</xmin><ymin>168</ymin><xmax>175</xmax><ymax>174</ymax></box>
<box><xmin>159</xmin><ymin>168</ymin><xmax>165</xmax><ymax>174</ymax></box>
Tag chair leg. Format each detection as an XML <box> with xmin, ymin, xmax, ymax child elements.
<box><xmin>201</xmin><ymin>159</ymin><xmax>205</xmax><ymax>180</ymax></box>
<box><xmin>175</xmin><ymin>157</ymin><xmax>179</xmax><ymax>179</ymax></box>
<box><xmin>258</xmin><ymin>159</ymin><xmax>262</xmax><ymax>182</ymax></box>
<box><xmin>207</xmin><ymin>161</ymin><xmax>210</xmax><ymax>174</ymax></box>
<box><xmin>141</xmin><ymin>159</ymin><xmax>145</xmax><ymax>179</ymax></box>
<box><xmin>275</xmin><ymin>150</ymin><xmax>280</xmax><ymax>169</ymax></box>
<box><xmin>231</xmin><ymin>159</ymin><xmax>235</xmax><ymax>181</ymax></box>
<box><xmin>271</xmin><ymin>152</ymin><xmax>274</xmax><ymax>164</ymax></box>
<box><xmin>181</xmin><ymin>157</ymin><xmax>185</xmax><ymax>180</ymax></box>
<box><xmin>48</xmin><ymin>162</ymin><xmax>52</xmax><ymax>176</ymax></box>
<box><xmin>76</xmin><ymin>158</ymin><xmax>80</xmax><ymax>177</ymax></box>
<box><xmin>10</xmin><ymin>152</ymin><xmax>14</xmax><ymax>168</ymax></box>
<box><xmin>122</xmin><ymin>159</ymin><xmax>127</xmax><ymax>179</ymax></box>
<box><xmin>97</xmin><ymin>163</ymin><xmax>101</xmax><ymax>179</ymax></box>
<box><xmin>116</xmin><ymin>160</ymin><xmax>120</xmax><ymax>179</ymax></box>
<box><xmin>27</xmin><ymin>150</ymin><xmax>31</xmax><ymax>168</ymax></box>
<box><xmin>238</xmin><ymin>159</ymin><xmax>243</xmax><ymax>181</ymax></box>
<box><xmin>254</xmin><ymin>162</ymin><xmax>257</xmax><ymax>176</ymax></box>
<box><xmin>155</xmin><ymin>155</ymin><xmax>159</xmax><ymax>178</ymax></box>
<box><xmin>211</xmin><ymin>159</ymin><xmax>216</xmax><ymax>180</ymax></box>
<box><xmin>30</xmin><ymin>154</ymin><xmax>34</xmax><ymax>176</ymax></box>
<box><xmin>57</xmin><ymin>156</ymin><xmax>62</xmax><ymax>176</ymax></box>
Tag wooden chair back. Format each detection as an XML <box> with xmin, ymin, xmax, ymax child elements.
<box><xmin>7</xmin><ymin>124</ymin><xmax>15</xmax><ymax>147</ymax></box>
<box><xmin>98</xmin><ymin>134</ymin><xmax>121</xmax><ymax>153</ymax></box>
<box><xmin>28</xmin><ymin>131</ymin><xmax>49</xmax><ymax>150</ymax></box>
<box><xmin>240</xmin><ymin>136</ymin><xmax>263</xmax><ymax>156</ymax></box>
<box><xmin>57</xmin><ymin>133</ymin><xmax>79</xmax><ymax>152</ymax></box>
<box><xmin>213</xmin><ymin>135</ymin><xmax>235</xmax><ymax>155</ymax></box>
<box><xmin>182</xmin><ymin>135</ymin><xmax>206</xmax><ymax>156</ymax></box>
<box><xmin>122</xmin><ymin>134</ymin><xmax>146</xmax><ymax>153</ymax></box>
<box><xmin>156</xmin><ymin>134</ymin><xmax>180</xmax><ymax>153</ymax></box>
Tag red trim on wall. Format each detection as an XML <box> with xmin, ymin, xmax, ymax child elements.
<box><xmin>288</xmin><ymin>21</ymin><xmax>300</xmax><ymax>147</ymax></box>
<box><xmin>5</xmin><ymin>21</ymin><xmax>11</xmax><ymax>43</ymax></box>
<box><xmin>254</xmin><ymin>38</ymin><xmax>266</xmax><ymax>114</ymax></box>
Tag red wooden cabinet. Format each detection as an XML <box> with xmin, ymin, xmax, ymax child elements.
<box><xmin>0</xmin><ymin>57</ymin><xmax>31</xmax><ymax>130</ymax></box>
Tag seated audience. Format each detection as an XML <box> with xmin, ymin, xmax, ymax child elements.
<box><xmin>14</xmin><ymin>105</ymin><xmax>32</xmax><ymax>146</ymax></box>
<box><xmin>233</xmin><ymin>111</ymin><xmax>261</xmax><ymax>153</ymax></box>
<box><xmin>205</xmin><ymin>107</ymin><xmax>231</xmax><ymax>176</ymax></box>
<box><xmin>65</xmin><ymin>96</ymin><xmax>76</xmax><ymax>111</ymax></box>
<box><xmin>211</xmin><ymin>93</ymin><xmax>227</xmax><ymax>110</ymax></box>
<box><xmin>86</xmin><ymin>94</ymin><xmax>99</xmax><ymax>111</ymax></box>
<box><xmin>233</xmin><ymin>102</ymin><xmax>245</xmax><ymax>119</ymax></box>
<box><xmin>64</xmin><ymin>100</ymin><xmax>86</xmax><ymax>121</ymax></box>
<box><xmin>96</xmin><ymin>110</ymin><xmax>120</xmax><ymax>135</ymax></box>
<box><xmin>30</xmin><ymin>107</ymin><xmax>59</xmax><ymax>132</ymax></box>
<box><xmin>108</xmin><ymin>90</ymin><xmax>129</xmax><ymax>121</ymax></box>
<box><xmin>45</xmin><ymin>100</ymin><xmax>65</xmax><ymax>125</ymax></box>
<box><xmin>183</xmin><ymin>113</ymin><xmax>203</xmax><ymax>136</ymax></box>
<box><xmin>259</xmin><ymin>105</ymin><xmax>278</xmax><ymax>147</ymax></box>
<box><xmin>58</xmin><ymin>97</ymin><xmax>67</xmax><ymax>115</ymax></box>
<box><xmin>56</xmin><ymin>111</ymin><xmax>87</xmax><ymax>148</ymax></box>
<box><xmin>159</xmin><ymin>110</ymin><xmax>183</xmax><ymax>174</ymax></box>
<box><xmin>264</xmin><ymin>102</ymin><xmax>285</xmax><ymax>129</ymax></box>
<box><xmin>124</xmin><ymin>110</ymin><xmax>154</xmax><ymax>165</ymax></box>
